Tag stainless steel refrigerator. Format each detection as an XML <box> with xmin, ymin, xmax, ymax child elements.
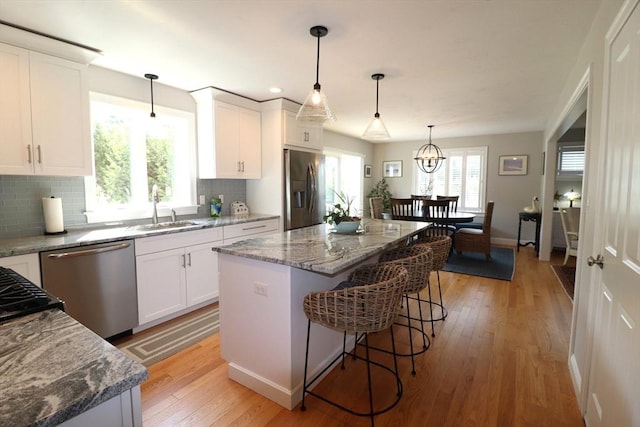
<box><xmin>284</xmin><ymin>149</ymin><xmax>325</xmax><ymax>230</ymax></box>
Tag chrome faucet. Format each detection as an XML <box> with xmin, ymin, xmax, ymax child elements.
<box><xmin>151</xmin><ymin>184</ymin><xmax>159</xmax><ymax>224</ymax></box>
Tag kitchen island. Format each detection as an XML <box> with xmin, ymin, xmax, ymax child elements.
<box><xmin>0</xmin><ymin>309</ymin><xmax>147</xmax><ymax>426</ymax></box>
<box><xmin>214</xmin><ymin>219</ymin><xmax>428</xmax><ymax>409</ymax></box>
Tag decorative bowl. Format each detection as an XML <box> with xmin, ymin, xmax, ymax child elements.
<box><xmin>334</xmin><ymin>220</ymin><xmax>361</xmax><ymax>234</ymax></box>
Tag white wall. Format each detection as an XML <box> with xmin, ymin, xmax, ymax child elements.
<box><xmin>372</xmin><ymin>131</ymin><xmax>543</xmax><ymax>241</ymax></box>
<box><xmin>542</xmin><ymin>0</ymin><xmax>625</xmax><ymax>412</ymax></box>
<box><xmin>88</xmin><ymin>66</ymin><xmax>196</xmax><ymax>112</ymax></box>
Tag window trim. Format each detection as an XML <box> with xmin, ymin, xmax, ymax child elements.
<box><xmin>557</xmin><ymin>142</ymin><xmax>585</xmax><ymax>176</ymax></box>
<box><xmin>84</xmin><ymin>92</ymin><xmax>198</xmax><ymax>224</ymax></box>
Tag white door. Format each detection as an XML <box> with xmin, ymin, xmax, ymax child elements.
<box><xmin>586</xmin><ymin>2</ymin><xmax>640</xmax><ymax>426</ymax></box>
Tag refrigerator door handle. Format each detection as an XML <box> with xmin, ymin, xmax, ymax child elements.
<box><xmin>308</xmin><ymin>162</ymin><xmax>316</xmax><ymax>214</ymax></box>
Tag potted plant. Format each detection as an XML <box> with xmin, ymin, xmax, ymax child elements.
<box><xmin>323</xmin><ymin>191</ymin><xmax>361</xmax><ymax>233</ymax></box>
<box><xmin>367</xmin><ymin>178</ymin><xmax>393</xmax><ymax>218</ymax></box>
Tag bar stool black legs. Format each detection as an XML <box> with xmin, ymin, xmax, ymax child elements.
<box><xmin>301</xmin><ymin>322</ymin><xmax>403</xmax><ymax>426</ymax></box>
<box><xmin>410</xmin><ymin>236</ymin><xmax>452</xmax><ymax>337</ymax></box>
<box><xmin>301</xmin><ymin>264</ymin><xmax>408</xmax><ymax>426</ymax></box>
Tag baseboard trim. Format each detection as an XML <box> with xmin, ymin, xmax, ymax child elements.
<box><xmin>227</xmin><ymin>335</ymin><xmax>356</xmax><ymax>410</ymax></box>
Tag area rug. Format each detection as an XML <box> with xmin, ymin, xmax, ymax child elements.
<box><xmin>551</xmin><ymin>264</ymin><xmax>575</xmax><ymax>300</ymax></box>
<box><xmin>442</xmin><ymin>247</ymin><xmax>515</xmax><ymax>281</ymax></box>
<box><xmin>116</xmin><ymin>305</ymin><xmax>219</xmax><ymax>367</ymax></box>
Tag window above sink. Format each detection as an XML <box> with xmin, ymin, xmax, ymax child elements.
<box><xmin>84</xmin><ymin>92</ymin><xmax>197</xmax><ymax>223</ymax></box>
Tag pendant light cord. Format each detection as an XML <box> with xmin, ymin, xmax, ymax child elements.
<box><xmin>150</xmin><ymin>78</ymin><xmax>155</xmax><ymax>118</ymax></box>
<box><xmin>375</xmin><ymin>78</ymin><xmax>380</xmax><ymax>115</ymax></box>
<box><xmin>315</xmin><ymin>34</ymin><xmax>321</xmax><ymax>86</ymax></box>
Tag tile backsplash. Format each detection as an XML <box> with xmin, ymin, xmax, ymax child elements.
<box><xmin>0</xmin><ymin>176</ymin><xmax>246</xmax><ymax>239</ymax></box>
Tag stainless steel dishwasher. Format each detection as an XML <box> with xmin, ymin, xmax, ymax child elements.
<box><xmin>40</xmin><ymin>240</ymin><xmax>137</xmax><ymax>339</ymax></box>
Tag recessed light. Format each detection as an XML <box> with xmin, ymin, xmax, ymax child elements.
<box><xmin>269</xmin><ymin>87</ymin><xmax>283</xmax><ymax>94</ymax></box>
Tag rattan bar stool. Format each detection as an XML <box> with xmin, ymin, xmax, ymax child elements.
<box><xmin>409</xmin><ymin>235</ymin><xmax>452</xmax><ymax>337</ymax></box>
<box><xmin>301</xmin><ymin>264</ymin><xmax>409</xmax><ymax>427</ymax></box>
<box><xmin>369</xmin><ymin>244</ymin><xmax>434</xmax><ymax>376</ymax></box>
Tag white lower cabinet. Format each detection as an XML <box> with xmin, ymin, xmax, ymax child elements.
<box><xmin>0</xmin><ymin>253</ymin><xmax>41</xmax><ymax>286</ymax></box>
<box><xmin>135</xmin><ymin>228</ymin><xmax>223</xmax><ymax>325</ymax></box>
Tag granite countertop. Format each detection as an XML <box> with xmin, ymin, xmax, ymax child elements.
<box><xmin>215</xmin><ymin>219</ymin><xmax>428</xmax><ymax>275</ymax></box>
<box><xmin>0</xmin><ymin>309</ymin><xmax>147</xmax><ymax>427</ymax></box>
<box><xmin>0</xmin><ymin>214</ymin><xmax>279</xmax><ymax>258</ymax></box>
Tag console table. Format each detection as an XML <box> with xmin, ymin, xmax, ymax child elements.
<box><xmin>517</xmin><ymin>211</ymin><xmax>541</xmax><ymax>256</ymax></box>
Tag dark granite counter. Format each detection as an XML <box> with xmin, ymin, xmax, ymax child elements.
<box><xmin>0</xmin><ymin>309</ymin><xmax>147</xmax><ymax>426</ymax></box>
<box><xmin>0</xmin><ymin>214</ymin><xmax>279</xmax><ymax>258</ymax></box>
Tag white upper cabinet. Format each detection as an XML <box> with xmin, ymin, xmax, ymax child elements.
<box><xmin>0</xmin><ymin>42</ymin><xmax>92</xmax><ymax>176</ymax></box>
<box><xmin>192</xmin><ymin>88</ymin><xmax>261</xmax><ymax>179</ymax></box>
<box><xmin>283</xmin><ymin>110</ymin><xmax>322</xmax><ymax>151</ymax></box>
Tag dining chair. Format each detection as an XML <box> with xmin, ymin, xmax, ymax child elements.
<box><xmin>390</xmin><ymin>198</ymin><xmax>421</xmax><ymax>221</ymax></box>
<box><xmin>369</xmin><ymin>197</ymin><xmax>384</xmax><ymax>219</ymax></box>
<box><xmin>559</xmin><ymin>207</ymin><xmax>580</xmax><ymax>265</ymax></box>
<box><xmin>301</xmin><ymin>264</ymin><xmax>408</xmax><ymax>426</ymax></box>
<box><xmin>421</xmin><ymin>199</ymin><xmax>454</xmax><ymax>236</ymax></box>
<box><xmin>455</xmin><ymin>201</ymin><xmax>495</xmax><ymax>259</ymax></box>
<box><xmin>436</xmin><ymin>195</ymin><xmax>459</xmax><ymax>213</ymax></box>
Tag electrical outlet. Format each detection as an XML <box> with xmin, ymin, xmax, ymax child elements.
<box><xmin>199</xmin><ymin>195</ymin><xmax>205</xmax><ymax>205</ymax></box>
<box><xmin>218</xmin><ymin>194</ymin><xmax>224</xmax><ymax>203</ymax></box>
<box><xmin>253</xmin><ymin>282</ymin><xmax>268</xmax><ymax>296</ymax></box>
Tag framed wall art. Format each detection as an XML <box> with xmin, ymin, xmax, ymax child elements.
<box><xmin>364</xmin><ymin>164</ymin><xmax>372</xmax><ymax>178</ymax></box>
<box><xmin>498</xmin><ymin>155</ymin><xmax>528</xmax><ymax>176</ymax></box>
<box><xmin>383</xmin><ymin>160</ymin><xmax>403</xmax><ymax>178</ymax></box>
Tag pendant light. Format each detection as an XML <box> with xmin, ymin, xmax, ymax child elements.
<box><xmin>144</xmin><ymin>73</ymin><xmax>158</xmax><ymax>118</ymax></box>
<box><xmin>414</xmin><ymin>125</ymin><xmax>446</xmax><ymax>173</ymax></box>
<box><xmin>362</xmin><ymin>73</ymin><xmax>390</xmax><ymax>140</ymax></box>
<box><xmin>296</xmin><ymin>25</ymin><xmax>336</xmax><ymax>123</ymax></box>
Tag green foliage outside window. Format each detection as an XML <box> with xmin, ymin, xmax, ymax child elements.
<box><xmin>93</xmin><ymin>119</ymin><xmax>131</xmax><ymax>204</ymax></box>
<box><xmin>93</xmin><ymin>117</ymin><xmax>174</xmax><ymax>205</ymax></box>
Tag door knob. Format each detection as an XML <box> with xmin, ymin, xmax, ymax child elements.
<box><xmin>587</xmin><ymin>254</ymin><xmax>604</xmax><ymax>269</ymax></box>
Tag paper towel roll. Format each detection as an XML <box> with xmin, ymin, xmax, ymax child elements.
<box><xmin>42</xmin><ymin>197</ymin><xmax>64</xmax><ymax>234</ymax></box>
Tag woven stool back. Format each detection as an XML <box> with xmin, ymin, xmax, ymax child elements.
<box><xmin>413</xmin><ymin>235</ymin><xmax>452</xmax><ymax>271</ymax></box>
<box><xmin>303</xmin><ymin>264</ymin><xmax>408</xmax><ymax>334</ymax></box>
<box><xmin>377</xmin><ymin>244</ymin><xmax>433</xmax><ymax>294</ymax></box>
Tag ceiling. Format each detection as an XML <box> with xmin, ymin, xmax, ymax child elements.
<box><xmin>0</xmin><ymin>0</ymin><xmax>602</xmax><ymax>142</ymax></box>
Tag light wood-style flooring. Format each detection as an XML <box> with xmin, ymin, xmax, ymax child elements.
<box><xmin>139</xmin><ymin>247</ymin><xmax>583</xmax><ymax>426</ymax></box>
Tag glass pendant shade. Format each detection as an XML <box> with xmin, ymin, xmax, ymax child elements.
<box><xmin>363</xmin><ymin>113</ymin><xmax>390</xmax><ymax>140</ymax></box>
<box><xmin>297</xmin><ymin>26</ymin><xmax>335</xmax><ymax>123</ymax></box>
<box><xmin>362</xmin><ymin>73</ymin><xmax>390</xmax><ymax>140</ymax></box>
<box><xmin>414</xmin><ymin>125</ymin><xmax>446</xmax><ymax>174</ymax></box>
<box><xmin>297</xmin><ymin>83</ymin><xmax>336</xmax><ymax>122</ymax></box>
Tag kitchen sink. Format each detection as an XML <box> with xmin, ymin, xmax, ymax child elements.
<box><xmin>128</xmin><ymin>220</ymin><xmax>201</xmax><ymax>231</ymax></box>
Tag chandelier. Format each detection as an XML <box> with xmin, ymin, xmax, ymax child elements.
<box><xmin>414</xmin><ymin>125</ymin><xmax>446</xmax><ymax>173</ymax></box>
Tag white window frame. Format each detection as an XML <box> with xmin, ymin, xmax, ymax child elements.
<box><xmin>323</xmin><ymin>148</ymin><xmax>364</xmax><ymax>217</ymax></box>
<box><xmin>557</xmin><ymin>142</ymin><xmax>585</xmax><ymax>176</ymax></box>
<box><xmin>84</xmin><ymin>92</ymin><xmax>197</xmax><ymax>223</ymax></box>
<box><xmin>412</xmin><ymin>146</ymin><xmax>488</xmax><ymax>213</ymax></box>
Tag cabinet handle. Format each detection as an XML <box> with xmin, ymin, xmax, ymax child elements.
<box><xmin>241</xmin><ymin>161</ymin><xmax>245</xmax><ymax>172</ymax></box>
<box><xmin>304</xmin><ymin>131</ymin><xmax>309</xmax><ymax>142</ymax></box>
<box><xmin>242</xmin><ymin>224</ymin><xmax>266</xmax><ymax>231</ymax></box>
<box><xmin>187</xmin><ymin>253</ymin><xmax>192</xmax><ymax>267</ymax></box>
<box><xmin>37</xmin><ymin>145</ymin><xmax>42</xmax><ymax>164</ymax></box>
<box><xmin>237</xmin><ymin>161</ymin><xmax>241</xmax><ymax>172</ymax></box>
<box><xmin>27</xmin><ymin>145</ymin><xmax>32</xmax><ymax>164</ymax></box>
<box><xmin>181</xmin><ymin>254</ymin><xmax>186</xmax><ymax>268</ymax></box>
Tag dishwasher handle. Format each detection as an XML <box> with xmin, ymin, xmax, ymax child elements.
<box><xmin>46</xmin><ymin>242</ymin><xmax>131</xmax><ymax>259</ymax></box>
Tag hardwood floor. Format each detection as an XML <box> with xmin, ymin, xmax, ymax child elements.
<box><xmin>140</xmin><ymin>247</ymin><xmax>583</xmax><ymax>426</ymax></box>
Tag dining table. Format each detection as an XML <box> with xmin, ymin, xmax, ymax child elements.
<box><xmin>407</xmin><ymin>210</ymin><xmax>476</xmax><ymax>224</ymax></box>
